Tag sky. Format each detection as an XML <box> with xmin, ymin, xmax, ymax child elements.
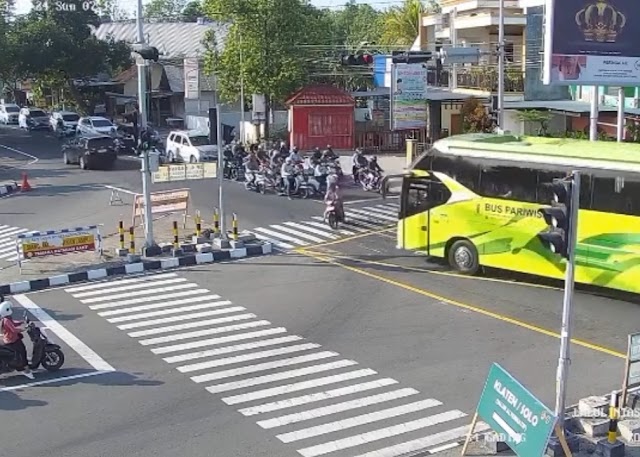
<box><xmin>13</xmin><ymin>0</ymin><xmax>405</xmax><ymax>16</ymax></box>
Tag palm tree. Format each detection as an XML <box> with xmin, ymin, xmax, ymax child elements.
<box><xmin>380</xmin><ymin>0</ymin><xmax>440</xmax><ymax>48</ymax></box>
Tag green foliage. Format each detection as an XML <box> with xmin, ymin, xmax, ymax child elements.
<box><xmin>380</xmin><ymin>0</ymin><xmax>439</xmax><ymax>47</ymax></box>
<box><xmin>516</xmin><ymin>109</ymin><xmax>552</xmax><ymax>136</ymax></box>
<box><xmin>461</xmin><ymin>97</ymin><xmax>494</xmax><ymax>133</ymax></box>
<box><xmin>326</xmin><ymin>0</ymin><xmax>382</xmax><ymax>47</ymax></box>
<box><xmin>182</xmin><ymin>1</ymin><xmax>204</xmax><ymax>21</ymax></box>
<box><xmin>144</xmin><ymin>0</ymin><xmax>186</xmax><ymax>19</ymax></box>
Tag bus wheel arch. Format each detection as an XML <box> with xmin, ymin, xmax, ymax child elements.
<box><xmin>446</xmin><ymin>238</ymin><xmax>480</xmax><ymax>275</ymax></box>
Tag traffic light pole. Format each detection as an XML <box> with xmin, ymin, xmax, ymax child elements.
<box><xmin>497</xmin><ymin>0</ymin><xmax>505</xmax><ymax>129</ymax></box>
<box><xmin>555</xmin><ymin>171</ymin><xmax>580</xmax><ymax>432</ymax></box>
<box><xmin>136</xmin><ymin>0</ymin><xmax>156</xmax><ymax>252</ymax></box>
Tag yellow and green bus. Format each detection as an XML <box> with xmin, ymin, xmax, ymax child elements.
<box><xmin>383</xmin><ymin>133</ymin><xmax>640</xmax><ymax>294</ymax></box>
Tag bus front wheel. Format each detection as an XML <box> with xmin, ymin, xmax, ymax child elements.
<box><xmin>448</xmin><ymin>239</ymin><xmax>479</xmax><ymax>275</ymax></box>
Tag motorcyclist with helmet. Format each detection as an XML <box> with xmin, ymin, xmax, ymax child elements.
<box><xmin>322</xmin><ymin>147</ymin><xmax>338</xmax><ymax>162</ymax></box>
<box><xmin>280</xmin><ymin>157</ymin><xmax>296</xmax><ymax>199</ymax></box>
<box><xmin>351</xmin><ymin>148</ymin><xmax>368</xmax><ymax>183</ymax></box>
<box><xmin>310</xmin><ymin>147</ymin><xmax>323</xmax><ymax>165</ymax></box>
<box><xmin>288</xmin><ymin>147</ymin><xmax>304</xmax><ymax>164</ymax></box>
<box><xmin>324</xmin><ymin>175</ymin><xmax>345</xmax><ymax>222</ymax></box>
<box><xmin>0</xmin><ymin>298</ymin><xmax>34</xmax><ymax>379</ymax></box>
<box><xmin>244</xmin><ymin>150</ymin><xmax>260</xmax><ymax>188</ymax></box>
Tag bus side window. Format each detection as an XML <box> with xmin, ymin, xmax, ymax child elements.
<box><xmin>536</xmin><ymin>171</ymin><xmax>592</xmax><ymax>209</ymax></box>
<box><xmin>591</xmin><ymin>176</ymin><xmax>640</xmax><ymax>216</ymax></box>
<box><xmin>480</xmin><ymin>166</ymin><xmax>538</xmax><ymax>202</ymax></box>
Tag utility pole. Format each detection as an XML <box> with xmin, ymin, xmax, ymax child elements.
<box><xmin>617</xmin><ymin>87</ymin><xmax>625</xmax><ymax>142</ymax></box>
<box><xmin>497</xmin><ymin>0</ymin><xmax>505</xmax><ymax>129</ymax></box>
<box><xmin>590</xmin><ymin>86</ymin><xmax>599</xmax><ymax>141</ymax></box>
<box><xmin>136</xmin><ymin>0</ymin><xmax>156</xmax><ymax>253</ymax></box>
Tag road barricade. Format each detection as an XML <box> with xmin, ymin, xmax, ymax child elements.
<box><xmin>16</xmin><ymin>225</ymin><xmax>102</xmax><ymax>270</ymax></box>
<box><xmin>132</xmin><ymin>188</ymin><xmax>191</xmax><ymax>228</ymax></box>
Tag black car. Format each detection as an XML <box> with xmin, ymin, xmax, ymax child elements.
<box><xmin>62</xmin><ymin>134</ymin><xmax>117</xmax><ymax>170</ymax></box>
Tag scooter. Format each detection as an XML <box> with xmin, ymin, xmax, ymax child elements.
<box><xmin>324</xmin><ymin>200</ymin><xmax>343</xmax><ymax>229</ymax></box>
<box><xmin>0</xmin><ymin>312</ymin><xmax>65</xmax><ymax>375</ymax></box>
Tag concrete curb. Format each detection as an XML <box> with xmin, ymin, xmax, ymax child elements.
<box><xmin>0</xmin><ymin>182</ymin><xmax>19</xmax><ymax>196</ymax></box>
<box><xmin>0</xmin><ymin>242</ymin><xmax>272</xmax><ymax>295</ymax></box>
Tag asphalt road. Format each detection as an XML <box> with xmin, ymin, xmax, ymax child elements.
<box><xmin>1</xmin><ymin>237</ymin><xmax>631</xmax><ymax>457</ymax></box>
<box><xmin>0</xmin><ymin>125</ymin><xmax>386</xmax><ymax>270</ymax></box>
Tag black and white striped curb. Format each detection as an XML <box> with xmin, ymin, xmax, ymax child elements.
<box><xmin>0</xmin><ymin>243</ymin><xmax>272</xmax><ymax>295</ymax></box>
<box><xmin>0</xmin><ymin>182</ymin><xmax>18</xmax><ymax>196</ymax></box>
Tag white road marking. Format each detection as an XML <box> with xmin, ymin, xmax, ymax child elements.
<box><xmin>297</xmin><ymin>410</ymin><xmax>467</xmax><ymax>457</ymax></box>
<box><xmin>151</xmin><ymin>327</ymin><xmax>288</xmax><ymax>355</ymax></box>
<box><xmin>0</xmin><ymin>370</ymin><xmax>112</xmax><ymax>392</ymax></box>
<box><xmin>127</xmin><ymin>313</ymin><xmax>257</xmax><ymax>338</ymax></box>
<box><xmin>253</xmin><ymin>227</ymin><xmax>310</xmax><ymax>246</ymax></box>
<box><xmin>138</xmin><ymin>320</ymin><xmax>272</xmax><ymax>346</ymax></box>
<box><xmin>258</xmin><ymin>388</ymin><xmax>420</xmax><ymax>429</ymax></box>
<box><xmin>253</xmin><ymin>234</ymin><xmax>295</xmax><ymax>250</ymax></box>
<box><xmin>191</xmin><ymin>351</ymin><xmax>338</xmax><ymax>383</ymax></box>
<box><xmin>310</xmin><ymin>216</ymin><xmax>367</xmax><ymax>232</ymax></box>
<box><xmin>107</xmin><ymin>302</ymin><xmax>237</xmax><ymax>323</ymax></box>
<box><xmin>116</xmin><ymin>307</ymin><xmax>246</xmax><ymax>329</ymax></box>
<box><xmin>206</xmin><ymin>359</ymin><xmax>358</xmax><ymax>394</ymax></box>
<box><xmin>0</xmin><ymin>143</ymin><xmax>39</xmax><ymax>165</ymax></box>
<box><xmin>163</xmin><ymin>335</ymin><xmax>303</xmax><ymax>364</ymax></box>
<box><xmin>80</xmin><ymin>283</ymin><xmax>199</xmax><ymax>303</ymax></box>
<box><xmin>71</xmin><ymin>277</ymin><xmax>188</xmax><ymax>298</ymax></box>
<box><xmin>238</xmin><ymin>378</ymin><xmax>398</xmax><ymax>416</ymax></box>
<box><xmin>282</xmin><ymin>222</ymin><xmax>338</xmax><ymax>239</ymax></box>
<box><xmin>13</xmin><ymin>295</ymin><xmax>115</xmax><ymax>372</ymax></box>
<box><xmin>268</xmin><ymin>224</ymin><xmax>325</xmax><ymax>243</ymax></box>
<box><xmin>223</xmin><ymin>369</ymin><xmax>377</xmax><ymax>405</ymax></box>
<box><xmin>65</xmin><ymin>272</ymin><xmax>177</xmax><ymax>292</ymax></box>
<box><xmin>302</xmin><ymin>220</ymin><xmax>355</xmax><ymax>236</ymax></box>
<box><xmin>88</xmin><ymin>288</ymin><xmax>211</xmax><ymax>310</ymax></box>
<box><xmin>177</xmin><ymin>343</ymin><xmax>320</xmax><ymax>373</ymax></box>
<box><xmin>98</xmin><ymin>296</ymin><xmax>225</xmax><ymax>317</ymax></box>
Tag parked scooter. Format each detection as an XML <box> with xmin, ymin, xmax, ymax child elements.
<box><xmin>0</xmin><ymin>311</ymin><xmax>65</xmax><ymax>376</ymax></box>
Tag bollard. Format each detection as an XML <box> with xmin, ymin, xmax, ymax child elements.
<box><xmin>118</xmin><ymin>221</ymin><xmax>125</xmax><ymax>250</ymax></box>
<box><xmin>129</xmin><ymin>226</ymin><xmax>135</xmax><ymax>252</ymax></box>
<box><xmin>213</xmin><ymin>208</ymin><xmax>220</xmax><ymax>236</ymax></box>
<box><xmin>173</xmin><ymin>221</ymin><xmax>179</xmax><ymax>249</ymax></box>
<box><xmin>195</xmin><ymin>211</ymin><xmax>202</xmax><ymax>237</ymax></box>
<box><xmin>232</xmin><ymin>213</ymin><xmax>239</xmax><ymax>241</ymax></box>
<box><xmin>608</xmin><ymin>391</ymin><xmax>618</xmax><ymax>444</ymax></box>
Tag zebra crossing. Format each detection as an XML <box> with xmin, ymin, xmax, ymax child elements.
<box><xmin>0</xmin><ymin>224</ymin><xmax>27</xmax><ymax>266</ymax></box>
<box><xmin>64</xmin><ymin>272</ymin><xmax>490</xmax><ymax>457</ymax></box>
<box><xmin>251</xmin><ymin>202</ymin><xmax>399</xmax><ymax>250</ymax></box>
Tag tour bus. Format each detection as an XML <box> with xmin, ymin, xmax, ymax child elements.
<box><xmin>382</xmin><ymin>133</ymin><xmax>640</xmax><ymax>294</ymax></box>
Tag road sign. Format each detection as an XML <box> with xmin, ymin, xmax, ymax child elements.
<box><xmin>438</xmin><ymin>47</ymin><xmax>481</xmax><ymax>64</ymax></box>
<box><xmin>476</xmin><ymin>363</ymin><xmax>556</xmax><ymax>457</ymax></box>
<box><xmin>16</xmin><ymin>226</ymin><xmax>101</xmax><ymax>267</ymax></box>
<box><xmin>152</xmin><ymin>162</ymin><xmax>217</xmax><ymax>183</ymax></box>
<box><xmin>132</xmin><ymin>189</ymin><xmax>190</xmax><ymax>228</ymax></box>
<box><xmin>621</xmin><ymin>332</ymin><xmax>640</xmax><ymax>406</ymax></box>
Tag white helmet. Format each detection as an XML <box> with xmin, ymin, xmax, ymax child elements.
<box><xmin>0</xmin><ymin>301</ymin><xmax>13</xmax><ymax>318</ymax></box>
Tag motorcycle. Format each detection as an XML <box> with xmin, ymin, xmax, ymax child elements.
<box><xmin>360</xmin><ymin>169</ymin><xmax>383</xmax><ymax>192</ymax></box>
<box><xmin>0</xmin><ymin>312</ymin><xmax>65</xmax><ymax>376</ymax></box>
<box><xmin>256</xmin><ymin>168</ymin><xmax>282</xmax><ymax>194</ymax></box>
<box><xmin>324</xmin><ymin>199</ymin><xmax>343</xmax><ymax>229</ymax></box>
<box><xmin>293</xmin><ymin>164</ymin><xmax>315</xmax><ymax>199</ymax></box>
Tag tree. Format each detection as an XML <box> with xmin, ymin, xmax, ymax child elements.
<box><xmin>461</xmin><ymin>97</ymin><xmax>494</xmax><ymax>133</ymax></box>
<box><xmin>94</xmin><ymin>0</ymin><xmax>130</xmax><ymax>20</ymax></box>
<box><xmin>144</xmin><ymin>0</ymin><xmax>186</xmax><ymax>19</ymax></box>
<box><xmin>203</xmin><ymin>0</ymin><xmax>323</xmax><ymax>137</ymax></box>
<box><xmin>327</xmin><ymin>1</ymin><xmax>382</xmax><ymax>48</ymax></box>
<box><xmin>182</xmin><ymin>1</ymin><xmax>204</xmax><ymax>21</ymax></box>
<box><xmin>380</xmin><ymin>0</ymin><xmax>440</xmax><ymax>47</ymax></box>
<box><xmin>517</xmin><ymin>109</ymin><xmax>552</xmax><ymax>136</ymax></box>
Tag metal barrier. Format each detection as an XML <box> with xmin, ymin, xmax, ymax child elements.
<box><xmin>356</xmin><ymin>129</ymin><xmax>428</xmax><ymax>154</ymax></box>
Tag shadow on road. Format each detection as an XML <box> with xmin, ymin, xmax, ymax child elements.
<box><xmin>0</xmin><ymin>391</ymin><xmax>48</xmax><ymax>410</ymax></box>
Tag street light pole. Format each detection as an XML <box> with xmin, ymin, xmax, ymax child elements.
<box><xmin>497</xmin><ymin>0</ymin><xmax>505</xmax><ymax>129</ymax></box>
<box><xmin>238</xmin><ymin>28</ymin><xmax>246</xmax><ymax>144</ymax></box>
<box><xmin>136</xmin><ymin>0</ymin><xmax>155</xmax><ymax>250</ymax></box>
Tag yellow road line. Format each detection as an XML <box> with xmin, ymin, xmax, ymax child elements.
<box><xmin>296</xmin><ymin>226</ymin><xmax>395</xmax><ymax>250</ymax></box>
<box><xmin>298</xmin><ymin>249</ymin><xmax>625</xmax><ymax>359</ymax></box>
<box><xmin>303</xmin><ymin>250</ymin><xmax>560</xmax><ymax>290</ymax></box>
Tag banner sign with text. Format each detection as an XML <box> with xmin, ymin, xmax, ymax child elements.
<box><xmin>152</xmin><ymin>163</ymin><xmax>217</xmax><ymax>183</ymax></box>
<box><xmin>543</xmin><ymin>0</ymin><xmax>640</xmax><ymax>85</ymax></box>
<box><xmin>132</xmin><ymin>188</ymin><xmax>190</xmax><ymax>227</ymax></box>
<box><xmin>17</xmin><ymin>226</ymin><xmax>100</xmax><ymax>263</ymax></box>
<box><xmin>391</xmin><ymin>63</ymin><xmax>427</xmax><ymax>130</ymax></box>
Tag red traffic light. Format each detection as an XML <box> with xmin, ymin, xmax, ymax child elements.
<box><xmin>361</xmin><ymin>54</ymin><xmax>373</xmax><ymax>64</ymax></box>
<box><xmin>341</xmin><ymin>54</ymin><xmax>374</xmax><ymax>66</ymax></box>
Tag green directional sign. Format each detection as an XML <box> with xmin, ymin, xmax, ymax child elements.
<box><xmin>477</xmin><ymin>363</ymin><xmax>556</xmax><ymax>457</ymax></box>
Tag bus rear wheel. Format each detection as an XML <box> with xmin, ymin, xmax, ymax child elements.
<box><xmin>448</xmin><ymin>239</ymin><xmax>479</xmax><ymax>275</ymax></box>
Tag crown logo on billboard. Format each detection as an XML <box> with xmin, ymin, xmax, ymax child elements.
<box><xmin>575</xmin><ymin>0</ymin><xmax>626</xmax><ymax>42</ymax></box>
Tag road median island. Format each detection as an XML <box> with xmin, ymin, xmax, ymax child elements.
<box><xmin>0</xmin><ymin>216</ymin><xmax>272</xmax><ymax>295</ymax></box>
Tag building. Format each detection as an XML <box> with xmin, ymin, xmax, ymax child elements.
<box><xmin>92</xmin><ymin>19</ymin><xmax>243</xmax><ymax>128</ymax></box>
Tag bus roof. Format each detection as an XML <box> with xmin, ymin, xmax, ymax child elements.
<box><xmin>431</xmin><ymin>133</ymin><xmax>640</xmax><ymax>172</ymax></box>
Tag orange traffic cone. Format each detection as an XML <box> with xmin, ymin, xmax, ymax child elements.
<box><xmin>20</xmin><ymin>172</ymin><xmax>31</xmax><ymax>192</ymax></box>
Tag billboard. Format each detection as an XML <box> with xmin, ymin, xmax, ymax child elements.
<box><xmin>391</xmin><ymin>63</ymin><xmax>427</xmax><ymax>130</ymax></box>
<box><xmin>543</xmin><ymin>0</ymin><xmax>640</xmax><ymax>86</ymax></box>
<box><xmin>18</xmin><ymin>226</ymin><xmax>100</xmax><ymax>261</ymax></box>
<box><xmin>184</xmin><ymin>58</ymin><xmax>200</xmax><ymax>99</ymax></box>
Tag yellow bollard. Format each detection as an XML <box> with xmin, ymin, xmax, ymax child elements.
<box><xmin>118</xmin><ymin>221</ymin><xmax>125</xmax><ymax>251</ymax></box>
<box><xmin>608</xmin><ymin>391</ymin><xmax>618</xmax><ymax>444</ymax></box>
<box><xmin>173</xmin><ymin>221</ymin><xmax>179</xmax><ymax>249</ymax></box>
<box><xmin>195</xmin><ymin>211</ymin><xmax>202</xmax><ymax>237</ymax></box>
<box><xmin>213</xmin><ymin>208</ymin><xmax>220</xmax><ymax>236</ymax></box>
<box><xmin>232</xmin><ymin>213</ymin><xmax>239</xmax><ymax>241</ymax></box>
<box><xmin>129</xmin><ymin>226</ymin><xmax>135</xmax><ymax>253</ymax></box>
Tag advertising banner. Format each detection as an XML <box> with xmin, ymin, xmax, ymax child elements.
<box><xmin>132</xmin><ymin>188</ymin><xmax>190</xmax><ymax>226</ymax></box>
<box><xmin>152</xmin><ymin>163</ymin><xmax>217</xmax><ymax>183</ymax></box>
<box><xmin>392</xmin><ymin>64</ymin><xmax>428</xmax><ymax>130</ymax></box>
<box><xmin>544</xmin><ymin>0</ymin><xmax>640</xmax><ymax>85</ymax></box>
<box><xmin>184</xmin><ymin>58</ymin><xmax>200</xmax><ymax>99</ymax></box>
<box><xmin>18</xmin><ymin>226</ymin><xmax>99</xmax><ymax>260</ymax></box>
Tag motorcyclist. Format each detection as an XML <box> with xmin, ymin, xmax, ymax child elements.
<box><xmin>312</xmin><ymin>160</ymin><xmax>329</xmax><ymax>192</ymax></box>
<box><xmin>244</xmin><ymin>151</ymin><xmax>260</xmax><ymax>187</ymax></box>
<box><xmin>351</xmin><ymin>148</ymin><xmax>368</xmax><ymax>183</ymax></box>
<box><xmin>0</xmin><ymin>299</ymin><xmax>34</xmax><ymax>379</ymax></box>
<box><xmin>310</xmin><ymin>147</ymin><xmax>323</xmax><ymax>165</ymax></box>
<box><xmin>322</xmin><ymin>147</ymin><xmax>338</xmax><ymax>162</ymax></box>
<box><xmin>368</xmin><ymin>156</ymin><xmax>383</xmax><ymax>174</ymax></box>
<box><xmin>256</xmin><ymin>144</ymin><xmax>269</xmax><ymax>164</ymax></box>
<box><xmin>324</xmin><ymin>176</ymin><xmax>344</xmax><ymax>222</ymax></box>
<box><xmin>288</xmin><ymin>147</ymin><xmax>303</xmax><ymax>164</ymax></box>
<box><xmin>280</xmin><ymin>157</ymin><xmax>296</xmax><ymax>199</ymax></box>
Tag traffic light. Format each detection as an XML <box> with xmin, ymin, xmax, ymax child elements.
<box><xmin>132</xmin><ymin>44</ymin><xmax>160</xmax><ymax>62</ymax></box>
<box><xmin>537</xmin><ymin>176</ymin><xmax>574</xmax><ymax>259</ymax></box>
<box><xmin>341</xmin><ymin>54</ymin><xmax>374</xmax><ymax>66</ymax></box>
<box><xmin>391</xmin><ymin>51</ymin><xmax>433</xmax><ymax>64</ymax></box>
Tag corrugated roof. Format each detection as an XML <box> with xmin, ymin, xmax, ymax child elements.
<box><xmin>287</xmin><ymin>85</ymin><xmax>355</xmax><ymax>106</ymax></box>
<box><xmin>504</xmin><ymin>100</ymin><xmax>619</xmax><ymax>114</ymax></box>
<box><xmin>92</xmin><ymin>21</ymin><xmax>229</xmax><ymax>59</ymax></box>
<box><xmin>163</xmin><ymin>65</ymin><xmax>184</xmax><ymax>93</ymax></box>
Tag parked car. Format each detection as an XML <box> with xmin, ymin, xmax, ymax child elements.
<box><xmin>50</xmin><ymin>111</ymin><xmax>80</xmax><ymax>132</ymax></box>
<box><xmin>0</xmin><ymin>103</ymin><xmax>20</xmax><ymax>124</ymax></box>
<box><xmin>19</xmin><ymin>107</ymin><xmax>49</xmax><ymax>130</ymax></box>
<box><xmin>76</xmin><ymin>116</ymin><xmax>116</xmax><ymax>137</ymax></box>
<box><xmin>62</xmin><ymin>134</ymin><xmax>117</xmax><ymax>170</ymax></box>
<box><xmin>165</xmin><ymin>130</ymin><xmax>217</xmax><ymax>163</ymax></box>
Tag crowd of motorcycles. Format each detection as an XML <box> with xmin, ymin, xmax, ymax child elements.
<box><xmin>222</xmin><ymin>144</ymin><xmax>385</xmax><ymax>199</ymax></box>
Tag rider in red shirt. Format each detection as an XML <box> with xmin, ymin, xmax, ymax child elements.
<box><xmin>1</xmin><ymin>299</ymin><xmax>34</xmax><ymax>379</ymax></box>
